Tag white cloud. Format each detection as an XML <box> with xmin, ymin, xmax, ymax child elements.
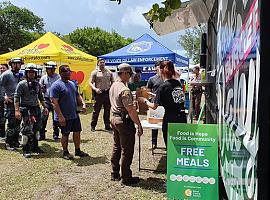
<box><xmin>121</xmin><ymin>6</ymin><xmax>149</xmax><ymax>28</ymax></box>
<box><xmin>87</xmin><ymin>0</ymin><xmax>111</xmax><ymax>14</ymax></box>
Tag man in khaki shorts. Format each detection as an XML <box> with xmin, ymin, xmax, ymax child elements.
<box><xmin>89</xmin><ymin>58</ymin><xmax>114</xmax><ymax>132</ymax></box>
<box><xmin>109</xmin><ymin>63</ymin><xmax>143</xmax><ymax>186</ymax></box>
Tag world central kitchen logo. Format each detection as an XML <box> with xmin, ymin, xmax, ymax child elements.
<box><xmin>127</xmin><ymin>41</ymin><xmax>153</xmax><ymax>54</ymax></box>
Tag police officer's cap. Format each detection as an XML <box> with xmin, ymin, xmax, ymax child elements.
<box><xmin>9</xmin><ymin>57</ymin><xmax>24</xmax><ymax>65</ymax></box>
<box><xmin>44</xmin><ymin>61</ymin><xmax>57</xmax><ymax>69</ymax></box>
<box><xmin>25</xmin><ymin>63</ymin><xmax>38</xmax><ymax>72</ymax></box>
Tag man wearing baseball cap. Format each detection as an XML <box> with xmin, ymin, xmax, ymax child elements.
<box><xmin>109</xmin><ymin>63</ymin><xmax>143</xmax><ymax>186</ymax></box>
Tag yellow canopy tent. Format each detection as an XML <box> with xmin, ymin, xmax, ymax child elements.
<box><xmin>0</xmin><ymin>32</ymin><xmax>97</xmax><ymax>102</ymax></box>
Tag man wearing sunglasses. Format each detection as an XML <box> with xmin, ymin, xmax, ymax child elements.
<box><xmin>50</xmin><ymin>65</ymin><xmax>89</xmax><ymax>160</ymax></box>
<box><xmin>109</xmin><ymin>63</ymin><xmax>143</xmax><ymax>186</ymax></box>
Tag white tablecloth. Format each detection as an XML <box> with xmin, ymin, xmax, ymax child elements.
<box><xmin>141</xmin><ymin>120</ymin><xmax>162</xmax><ymax>129</ymax></box>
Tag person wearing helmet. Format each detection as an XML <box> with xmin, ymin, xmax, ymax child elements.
<box><xmin>0</xmin><ymin>57</ymin><xmax>24</xmax><ymax>151</ymax></box>
<box><xmin>0</xmin><ymin>64</ymin><xmax>9</xmax><ymax>139</ymax></box>
<box><xmin>14</xmin><ymin>63</ymin><xmax>49</xmax><ymax>158</ymax></box>
<box><xmin>39</xmin><ymin>61</ymin><xmax>60</xmax><ymax>140</ymax></box>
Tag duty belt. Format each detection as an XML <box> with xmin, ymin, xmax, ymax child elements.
<box><xmin>112</xmin><ymin>112</ymin><xmax>126</xmax><ymax>117</ymax></box>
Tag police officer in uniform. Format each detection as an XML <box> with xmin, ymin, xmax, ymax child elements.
<box><xmin>89</xmin><ymin>58</ymin><xmax>114</xmax><ymax>132</ymax></box>
<box><xmin>14</xmin><ymin>63</ymin><xmax>48</xmax><ymax>158</ymax></box>
<box><xmin>39</xmin><ymin>61</ymin><xmax>60</xmax><ymax>140</ymax></box>
<box><xmin>109</xmin><ymin>63</ymin><xmax>143</xmax><ymax>186</ymax></box>
<box><xmin>0</xmin><ymin>57</ymin><xmax>24</xmax><ymax>150</ymax></box>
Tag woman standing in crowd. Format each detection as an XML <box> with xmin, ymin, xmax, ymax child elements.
<box><xmin>139</xmin><ymin>60</ymin><xmax>187</xmax><ymax>147</ymax></box>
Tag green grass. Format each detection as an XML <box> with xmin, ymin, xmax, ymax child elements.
<box><xmin>0</xmin><ymin>108</ymin><xmax>167</xmax><ymax>200</ymax></box>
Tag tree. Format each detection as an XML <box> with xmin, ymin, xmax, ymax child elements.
<box><xmin>110</xmin><ymin>0</ymin><xmax>181</xmax><ymax>26</ymax></box>
<box><xmin>178</xmin><ymin>24</ymin><xmax>207</xmax><ymax>64</ymax></box>
<box><xmin>0</xmin><ymin>1</ymin><xmax>45</xmax><ymax>54</ymax></box>
<box><xmin>67</xmin><ymin>27</ymin><xmax>133</xmax><ymax>56</ymax></box>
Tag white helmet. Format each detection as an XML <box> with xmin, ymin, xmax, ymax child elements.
<box><xmin>25</xmin><ymin>63</ymin><xmax>38</xmax><ymax>72</ymax></box>
<box><xmin>44</xmin><ymin>61</ymin><xmax>57</xmax><ymax>69</ymax></box>
<box><xmin>9</xmin><ymin>57</ymin><xmax>24</xmax><ymax>65</ymax></box>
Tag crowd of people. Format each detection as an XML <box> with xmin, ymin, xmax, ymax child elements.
<box><xmin>0</xmin><ymin>57</ymin><xmax>203</xmax><ymax>186</ymax></box>
<box><xmin>0</xmin><ymin>58</ymin><xmax>88</xmax><ymax>159</ymax></box>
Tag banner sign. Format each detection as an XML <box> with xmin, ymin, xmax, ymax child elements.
<box><xmin>167</xmin><ymin>123</ymin><xmax>218</xmax><ymax>200</ymax></box>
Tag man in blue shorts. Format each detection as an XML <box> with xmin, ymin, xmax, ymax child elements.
<box><xmin>50</xmin><ymin>65</ymin><xmax>89</xmax><ymax>160</ymax></box>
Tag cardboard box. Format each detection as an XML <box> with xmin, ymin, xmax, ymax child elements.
<box><xmin>136</xmin><ymin>86</ymin><xmax>150</xmax><ymax>115</ymax></box>
<box><xmin>147</xmin><ymin>106</ymin><xmax>165</xmax><ymax>124</ymax></box>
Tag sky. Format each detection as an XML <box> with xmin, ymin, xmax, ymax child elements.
<box><xmin>8</xmin><ymin>0</ymin><xmax>187</xmax><ymax>56</ymax></box>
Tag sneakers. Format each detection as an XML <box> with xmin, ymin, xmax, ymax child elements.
<box><xmin>5</xmin><ymin>144</ymin><xmax>16</xmax><ymax>151</ymax></box>
<box><xmin>53</xmin><ymin>135</ymin><xmax>60</xmax><ymax>141</ymax></box>
<box><xmin>23</xmin><ymin>152</ymin><xmax>31</xmax><ymax>158</ymax></box>
<box><xmin>91</xmin><ymin>127</ymin><xmax>95</xmax><ymax>132</ymax></box>
<box><xmin>121</xmin><ymin>177</ymin><xmax>140</xmax><ymax>186</ymax></box>
<box><xmin>62</xmin><ymin>151</ymin><xmax>74</xmax><ymax>160</ymax></box>
<box><xmin>75</xmin><ymin>150</ymin><xmax>89</xmax><ymax>157</ymax></box>
<box><xmin>111</xmin><ymin>173</ymin><xmax>121</xmax><ymax>181</ymax></box>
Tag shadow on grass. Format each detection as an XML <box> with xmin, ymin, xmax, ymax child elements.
<box><xmin>95</xmin><ymin>129</ymin><xmax>113</xmax><ymax>134</ymax></box>
<box><xmin>72</xmin><ymin>155</ymin><xmax>108</xmax><ymax>167</ymax></box>
<box><xmin>153</xmin><ymin>155</ymin><xmax>167</xmax><ymax>174</ymax></box>
<box><xmin>30</xmin><ymin>143</ymin><xmax>62</xmax><ymax>159</ymax></box>
<box><xmin>138</xmin><ymin>177</ymin><xmax>166</xmax><ymax>193</ymax></box>
<box><xmin>44</xmin><ymin>138</ymin><xmax>92</xmax><ymax>144</ymax></box>
<box><xmin>0</xmin><ymin>141</ymin><xmax>6</xmax><ymax>149</ymax></box>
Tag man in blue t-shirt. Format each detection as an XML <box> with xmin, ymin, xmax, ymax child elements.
<box><xmin>50</xmin><ymin>65</ymin><xmax>89</xmax><ymax>160</ymax></box>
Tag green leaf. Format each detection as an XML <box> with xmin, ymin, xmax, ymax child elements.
<box><xmin>159</xmin><ymin>15</ymin><xmax>166</xmax><ymax>22</ymax></box>
<box><xmin>169</xmin><ymin>0</ymin><xmax>181</xmax><ymax>9</ymax></box>
<box><xmin>152</xmin><ymin>3</ymin><xmax>159</xmax><ymax>11</ymax></box>
<box><xmin>152</xmin><ymin>15</ymin><xmax>159</xmax><ymax>21</ymax></box>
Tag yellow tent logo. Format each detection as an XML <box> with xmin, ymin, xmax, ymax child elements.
<box><xmin>18</xmin><ymin>44</ymin><xmax>50</xmax><ymax>55</ymax></box>
<box><xmin>61</xmin><ymin>44</ymin><xmax>79</xmax><ymax>55</ymax></box>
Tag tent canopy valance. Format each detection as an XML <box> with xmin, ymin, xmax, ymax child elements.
<box><xmin>99</xmin><ymin>33</ymin><xmax>189</xmax><ymax>67</ymax></box>
<box><xmin>0</xmin><ymin>32</ymin><xmax>97</xmax><ymax>102</ymax></box>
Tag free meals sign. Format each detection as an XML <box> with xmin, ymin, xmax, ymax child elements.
<box><xmin>167</xmin><ymin>123</ymin><xmax>218</xmax><ymax>200</ymax></box>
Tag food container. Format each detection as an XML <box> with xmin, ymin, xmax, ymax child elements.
<box><xmin>147</xmin><ymin>106</ymin><xmax>165</xmax><ymax>124</ymax></box>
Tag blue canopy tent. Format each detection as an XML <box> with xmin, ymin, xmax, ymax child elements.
<box><xmin>99</xmin><ymin>33</ymin><xmax>189</xmax><ymax>80</ymax></box>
